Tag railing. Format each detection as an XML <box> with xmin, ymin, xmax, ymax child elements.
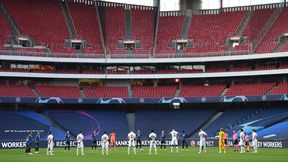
<box><xmin>0</xmin><ymin>49</ymin><xmax>253</xmax><ymax>59</ymax></box>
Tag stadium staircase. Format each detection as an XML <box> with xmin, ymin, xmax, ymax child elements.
<box><xmin>60</xmin><ymin>0</ymin><xmax>77</xmax><ymax>38</ymax></box>
<box><xmin>252</xmin><ymin>7</ymin><xmax>283</xmax><ymax>52</ymax></box>
<box><xmin>180</xmin><ymin>12</ymin><xmax>191</xmax><ymax>38</ymax></box>
<box><xmin>127</xmin><ymin>85</ymin><xmax>133</xmax><ymax>98</ymax></box>
<box><xmin>125</xmin><ymin>9</ymin><xmax>132</xmax><ymax>39</ymax></box>
<box><xmin>0</xmin><ymin>2</ymin><xmax>20</xmax><ymax>42</ymax></box>
<box><xmin>226</xmin><ymin>10</ymin><xmax>253</xmax><ymax>53</ymax></box>
<box><xmin>31</xmin><ymin>88</ymin><xmax>40</xmax><ymax>97</ymax></box>
<box><xmin>274</xmin><ymin>40</ymin><xmax>286</xmax><ymax>52</ymax></box>
<box><xmin>235</xmin><ymin>10</ymin><xmax>253</xmax><ymax>36</ymax></box>
<box><xmin>80</xmin><ymin>89</ymin><xmax>87</xmax><ymax>98</ymax></box>
<box><xmin>174</xmin><ymin>89</ymin><xmax>180</xmax><ymax>97</ymax></box>
<box><xmin>126</xmin><ymin>113</ymin><xmax>136</xmax><ymax>132</ymax></box>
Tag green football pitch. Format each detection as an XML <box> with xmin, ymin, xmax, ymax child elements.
<box><xmin>0</xmin><ymin>147</ymin><xmax>287</xmax><ymax>162</ymax></box>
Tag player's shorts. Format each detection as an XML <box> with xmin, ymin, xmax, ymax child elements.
<box><xmin>239</xmin><ymin>140</ymin><xmax>244</xmax><ymax>146</ymax></box>
<box><xmin>224</xmin><ymin>139</ymin><xmax>228</xmax><ymax>145</ymax></box>
<box><xmin>65</xmin><ymin>141</ymin><xmax>70</xmax><ymax>145</ymax></box>
<box><xmin>252</xmin><ymin>140</ymin><xmax>257</xmax><ymax>147</ymax></box>
<box><xmin>150</xmin><ymin>140</ymin><xmax>156</xmax><ymax>147</ymax></box>
<box><xmin>161</xmin><ymin>140</ymin><xmax>166</xmax><ymax>144</ymax></box>
<box><xmin>199</xmin><ymin>139</ymin><xmax>206</xmax><ymax>147</ymax></box>
<box><xmin>233</xmin><ymin>139</ymin><xmax>238</xmax><ymax>145</ymax></box>
<box><xmin>128</xmin><ymin>140</ymin><xmax>135</xmax><ymax>147</ymax></box>
<box><xmin>102</xmin><ymin>141</ymin><xmax>109</xmax><ymax>147</ymax></box>
<box><xmin>110</xmin><ymin>139</ymin><xmax>116</xmax><ymax>144</ymax></box>
<box><xmin>48</xmin><ymin>143</ymin><xmax>54</xmax><ymax>149</ymax></box>
<box><xmin>92</xmin><ymin>140</ymin><xmax>97</xmax><ymax>145</ymax></box>
<box><xmin>245</xmin><ymin>141</ymin><xmax>249</xmax><ymax>146</ymax></box>
<box><xmin>77</xmin><ymin>142</ymin><xmax>84</xmax><ymax>148</ymax></box>
<box><xmin>171</xmin><ymin>138</ymin><xmax>178</xmax><ymax>146</ymax></box>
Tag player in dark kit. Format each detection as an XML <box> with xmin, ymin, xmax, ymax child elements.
<box><xmin>64</xmin><ymin>131</ymin><xmax>71</xmax><ymax>151</ymax></box>
<box><xmin>34</xmin><ymin>131</ymin><xmax>40</xmax><ymax>153</ymax></box>
<box><xmin>92</xmin><ymin>131</ymin><xmax>97</xmax><ymax>150</ymax></box>
<box><xmin>181</xmin><ymin>130</ymin><xmax>188</xmax><ymax>151</ymax></box>
<box><xmin>160</xmin><ymin>130</ymin><xmax>166</xmax><ymax>150</ymax></box>
<box><xmin>25</xmin><ymin>132</ymin><xmax>32</xmax><ymax>155</ymax></box>
<box><xmin>136</xmin><ymin>130</ymin><xmax>143</xmax><ymax>151</ymax></box>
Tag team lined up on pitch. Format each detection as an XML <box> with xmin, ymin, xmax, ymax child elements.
<box><xmin>24</xmin><ymin>128</ymin><xmax>258</xmax><ymax>155</ymax></box>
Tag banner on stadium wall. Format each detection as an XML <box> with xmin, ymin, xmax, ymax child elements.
<box><xmin>0</xmin><ymin>94</ymin><xmax>287</xmax><ymax>104</ymax></box>
<box><xmin>1</xmin><ymin>139</ymin><xmax>287</xmax><ymax>149</ymax></box>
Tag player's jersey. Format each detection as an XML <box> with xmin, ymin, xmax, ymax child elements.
<box><xmin>233</xmin><ymin>133</ymin><xmax>238</xmax><ymax>140</ymax></box>
<box><xmin>240</xmin><ymin>132</ymin><xmax>245</xmax><ymax>141</ymax></box>
<box><xmin>161</xmin><ymin>133</ymin><xmax>166</xmax><ymax>141</ymax></box>
<box><xmin>110</xmin><ymin>132</ymin><xmax>116</xmax><ymax>140</ymax></box>
<box><xmin>47</xmin><ymin>134</ymin><xmax>54</xmax><ymax>144</ymax></box>
<box><xmin>35</xmin><ymin>134</ymin><xmax>40</xmax><ymax>143</ymax></box>
<box><xmin>224</xmin><ymin>133</ymin><xmax>228</xmax><ymax>140</ymax></box>
<box><xmin>199</xmin><ymin>131</ymin><xmax>207</xmax><ymax>140</ymax></box>
<box><xmin>128</xmin><ymin>132</ymin><xmax>136</xmax><ymax>141</ymax></box>
<box><xmin>26</xmin><ymin>135</ymin><xmax>32</xmax><ymax>146</ymax></box>
<box><xmin>149</xmin><ymin>132</ymin><xmax>157</xmax><ymax>141</ymax></box>
<box><xmin>65</xmin><ymin>134</ymin><xmax>70</xmax><ymax>142</ymax></box>
<box><xmin>181</xmin><ymin>133</ymin><xmax>188</xmax><ymax>141</ymax></box>
<box><xmin>92</xmin><ymin>133</ymin><xmax>97</xmax><ymax>141</ymax></box>
<box><xmin>245</xmin><ymin>135</ymin><xmax>249</xmax><ymax>142</ymax></box>
<box><xmin>252</xmin><ymin>132</ymin><xmax>257</xmax><ymax>141</ymax></box>
<box><xmin>170</xmin><ymin>130</ymin><xmax>178</xmax><ymax>139</ymax></box>
<box><xmin>101</xmin><ymin>134</ymin><xmax>109</xmax><ymax>143</ymax></box>
<box><xmin>137</xmin><ymin>132</ymin><xmax>142</xmax><ymax>140</ymax></box>
<box><xmin>77</xmin><ymin>133</ymin><xmax>84</xmax><ymax>143</ymax></box>
<box><xmin>218</xmin><ymin>131</ymin><xmax>225</xmax><ymax>141</ymax></box>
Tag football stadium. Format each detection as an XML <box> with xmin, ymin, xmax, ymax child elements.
<box><xmin>0</xmin><ymin>0</ymin><xmax>288</xmax><ymax>161</ymax></box>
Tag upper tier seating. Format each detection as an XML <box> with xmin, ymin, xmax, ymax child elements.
<box><xmin>34</xmin><ymin>85</ymin><xmax>80</xmax><ymax>98</ymax></box>
<box><xmin>105</xmin><ymin>6</ymin><xmax>125</xmax><ymax>49</ymax></box>
<box><xmin>242</xmin><ymin>8</ymin><xmax>275</xmax><ymax>42</ymax></box>
<box><xmin>132</xmin><ymin>86</ymin><xmax>176</xmax><ymax>98</ymax></box>
<box><xmin>185</xmin><ymin>11</ymin><xmax>246</xmax><ymax>55</ymax></box>
<box><xmin>0</xmin><ymin>11</ymin><xmax>12</xmax><ymax>48</ymax></box>
<box><xmin>2</xmin><ymin>0</ymin><xmax>70</xmax><ymax>54</ymax></box>
<box><xmin>255</xmin><ymin>8</ymin><xmax>288</xmax><ymax>53</ymax></box>
<box><xmin>131</xmin><ymin>8</ymin><xmax>154</xmax><ymax>57</ymax></box>
<box><xmin>67</xmin><ymin>2</ymin><xmax>104</xmax><ymax>56</ymax></box>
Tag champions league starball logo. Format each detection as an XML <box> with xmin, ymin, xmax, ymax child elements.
<box><xmin>281</xmin><ymin>94</ymin><xmax>288</xmax><ymax>101</ymax></box>
<box><xmin>35</xmin><ymin>97</ymin><xmax>64</xmax><ymax>104</ymax></box>
<box><xmin>220</xmin><ymin>96</ymin><xmax>248</xmax><ymax>103</ymax></box>
<box><xmin>97</xmin><ymin>98</ymin><xmax>126</xmax><ymax>104</ymax></box>
<box><xmin>158</xmin><ymin>97</ymin><xmax>187</xmax><ymax>104</ymax></box>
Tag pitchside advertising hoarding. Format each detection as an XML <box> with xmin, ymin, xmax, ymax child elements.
<box><xmin>1</xmin><ymin>139</ymin><xmax>287</xmax><ymax>149</ymax></box>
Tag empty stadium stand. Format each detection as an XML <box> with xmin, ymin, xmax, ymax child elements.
<box><xmin>2</xmin><ymin>0</ymin><xmax>71</xmax><ymax>54</ymax></box>
<box><xmin>224</xmin><ymin>83</ymin><xmax>274</xmax><ymax>96</ymax></box>
<box><xmin>132</xmin><ymin>86</ymin><xmax>176</xmax><ymax>98</ymax></box>
<box><xmin>34</xmin><ymin>85</ymin><xmax>81</xmax><ymax>98</ymax></box>
<box><xmin>83</xmin><ymin>86</ymin><xmax>128</xmax><ymax>98</ymax></box>
<box><xmin>0</xmin><ymin>85</ymin><xmax>35</xmax><ymax>97</ymax></box>
<box><xmin>179</xmin><ymin>84</ymin><xmax>226</xmax><ymax>97</ymax></box>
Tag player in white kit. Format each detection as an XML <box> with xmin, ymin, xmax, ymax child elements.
<box><xmin>170</xmin><ymin>129</ymin><xmax>179</xmax><ymax>154</ymax></box>
<box><xmin>198</xmin><ymin>129</ymin><xmax>207</xmax><ymax>154</ymax></box>
<box><xmin>252</xmin><ymin>130</ymin><xmax>258</xmax><ymax>153</ymax></box>
<box><xmin>127</xmin><ymin>131</ymin><xmax>137</xmax><ymax>155</ymax></box>
<box><xmin>239</xmin><ymin>129</ymin><xmax>245</xmax><ymax>153</ymax></box>
<box><xmin>76</xmin><ymin>131</ymin><xmax>84</xmax><ymax>156</ymax></box>
<box><xmin>149</xmin><ymin>130</ymin><xmax>157</xmax><ymax>155</ymax></box>
<box><xmin>47</xmin><ymin>132</ymin><xmax>54</xmax><ymax>155</ymax></box>
<box><xmin>101</xmin><ymin>132</ymin><xmax>109</xmax><ymax>155</ymax></box>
